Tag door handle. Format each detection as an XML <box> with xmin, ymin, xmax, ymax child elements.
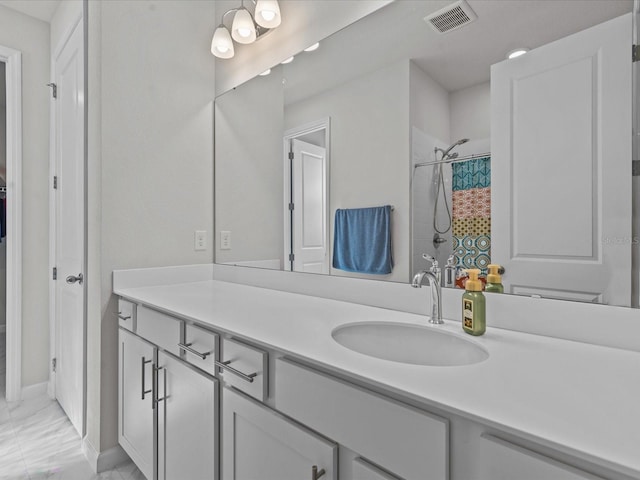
<box><xmin>66</xmin><ymin>273</ymin><xmax>83</xmax><ymax>285</ymax></box>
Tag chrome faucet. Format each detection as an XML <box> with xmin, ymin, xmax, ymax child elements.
<box><xmin>411</xmin><ymin>255</ymin><xmax>444</xmax><ymax>325</ymax></box>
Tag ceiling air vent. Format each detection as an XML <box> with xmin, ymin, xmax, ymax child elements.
<box><xmin>424</xmin><ymin>0</ymin><xmax>477</xmax><ymax>34</ymax></box>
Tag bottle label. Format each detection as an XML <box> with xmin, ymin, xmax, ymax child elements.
<box><xmin>463</xmin><ymin>298</ymin><xmax>474</xmax><ymax>329</ymax></box>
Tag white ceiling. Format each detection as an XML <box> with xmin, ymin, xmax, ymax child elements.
<box><xmin>281</xmin><ymin>0</ymin><xmax>633</xmax><ymax>104</ymax></box>
<box><xmin>0</xmin><ymin>0</ymin><xmax>61</xmax><ymax>22</ymax></box>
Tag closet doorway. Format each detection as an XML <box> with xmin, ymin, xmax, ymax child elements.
<box><xmin>0</xmin><ymin>44</ymin><xmax>23</xmax><ymax>403</ymax></box>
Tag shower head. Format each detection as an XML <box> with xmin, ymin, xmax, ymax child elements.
<box><xmin>434</xmin><ymin>138</ymin><xmax>469</xmax><ymax>160</ymax></box>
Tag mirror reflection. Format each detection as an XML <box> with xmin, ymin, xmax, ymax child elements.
<box><xmin>214</xmin><ymin>0</ymin><xmax>637</xmax><ymax>307</ymax></box>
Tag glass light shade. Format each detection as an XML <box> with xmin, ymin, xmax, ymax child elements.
<box><xmin>281</xmin><ymin>56</ymin><xmax>294</xmax><ymax>64</ymax></box>
<box><xmin>232</xmin><ymin>8</ymin><xmax>257</xmax><ymax>44</ymax></box>
<box><xmin>211</xmin><ymin>25</ymin><xmax>234</xmax><ymax>59</ymax></box>
<box><xmin>255</xmin><ymin>0</ymin><xmax>281</xmax><ymax>28</ymax></box>
<box><xmin>304</xmin><ymin>42</ymin><xmax>320</xmax><ymax>52</ymax></box>
<box><xmin>507</xmin><ymin>48</ymin><xmax>529</xmax><ymax>59</ymax></box>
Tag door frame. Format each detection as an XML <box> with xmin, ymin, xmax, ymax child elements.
<box><xmin>282</xmin><ymin>118</ymin><xmax>331</xmax><ymax>272</ymax></box>
<box><xmin>0</xmin><ymin>45</ymin><xmax>23</xmax><ymax>402</ymax></box>
<box><xmin>48</xmin><ymin>13</ymin><xmax>86</xmax><ymax>436</ymax></box>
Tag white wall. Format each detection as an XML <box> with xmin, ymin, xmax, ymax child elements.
<box><xmin>450</xmin><ymin>82</ymin><xmax>491</xmax><ymax>143</ymax></box>
<box><xmin>0</xmin><ymin>5</ymin><xmax>50</xmax><ymax>387</ymax></box>
<box><xmin>87</xmin><ymin>0</ymin><xmax>216</xmax><ymax>453</ymax></box>
<box><xmin>215</xmin><ymin>67</ymin><xmax>284</xmax><ymax>266</ymax></box>
<box><xmin>285</xmin><ymin>60</ymin><xmax>410</xmax><ymax>282</ymax></box>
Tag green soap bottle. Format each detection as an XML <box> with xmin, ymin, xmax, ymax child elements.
<box><xmin>462</xmin><ymin>269</ymin><xmax>486</xmax><ymax>336</ymax></box>
<box><xmin>485</xmin><ymin>264</ymin><xmax>504</xmax><ymax>293</ymax></box>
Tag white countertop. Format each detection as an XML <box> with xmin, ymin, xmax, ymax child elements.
<box><xmin>115</xmin><ymin>279</ymin><xmax>640</xmax><ymax>478</ymax></box>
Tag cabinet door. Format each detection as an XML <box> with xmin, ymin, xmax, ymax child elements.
<box><xmin>119</xmin><ymin>329</ymin><xmax>155</xmax><ymax>480</ymax></box>
<box><xmin>158</xmin><ymin>351</ymin><xmax>218</xmax><ymax>480</ymax></box>
<box><xmin>222</xmin><ymin>387</ymin><xmax>337</xmax><ymax>480</ymax></box>
<box><xmin>477</xmin><ymin>434</ymin><xmax>604</xmax><ymax>480</ymax></box>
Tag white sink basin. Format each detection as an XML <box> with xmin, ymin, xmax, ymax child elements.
<box><xmin>332</xmin><ymin>322</ymin><xmax>489</xmax><ymax>366</ymax></box>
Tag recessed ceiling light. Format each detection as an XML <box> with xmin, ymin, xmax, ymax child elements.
<box><xmin>507</xmin><ymin>48</ymin><xmax>529</xmax><ymax>59</ymax></box>
<box><xmin>259</xmin><ymin>69</ymin><xmax>271</xmax><ymax>76</ymax></box>
<box><xmin>304</xmin><ymin>42</ymin><xmax>320</xmax><ymax>52</ymax></box>
<box><xmin>281</xmin><ymin>56</ymin><xmax>294</xmax><ymax>64</ymax></box>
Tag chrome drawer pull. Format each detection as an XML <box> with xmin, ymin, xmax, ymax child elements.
<box><xmin>118</xmin><ymin>312</ymin><xmax>131</xmax><ymax>321</ymax></box>
<box><xmin>312</xmin><ymin>466</ymin><xmax>326</xmax><ymax>480</ymax></box>
<box><xmin>141</xmin><ymin>357</ymin><xmax>152</xmax><ymax>400</ymax></box>
<box><xmin>178</xmin><ymin>342</ymin><xmax>212</xmax><ymax>360</ymax></box>
<box><xmin>154</xmin><ymin>365</ymin><xmax>168</xmax><ymax>407</ymax></box>
<box><xmin>216</xmin><ymin>360</ymin><xmax>258</xmax><ymax>383</ymax></box>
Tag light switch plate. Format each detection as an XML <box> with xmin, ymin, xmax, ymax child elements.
<box><xmin>220</xmin><ymin>231</ymin><xmax>231</xmax><ymax>250</ymax></box>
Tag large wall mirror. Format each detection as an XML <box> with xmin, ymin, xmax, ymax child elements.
<box><xmin>215</xmin><ymin>0</ymin><xmax>638</xmax><ymax>308</ymax></box>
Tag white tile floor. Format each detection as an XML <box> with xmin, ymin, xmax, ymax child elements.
<box><xmin>0</xmin><ymin>333</ymin><xmax>143</xmax><ymax>480</ymax></box>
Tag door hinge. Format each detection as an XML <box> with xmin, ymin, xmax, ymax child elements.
<box><xmin>52</xmin><ymin>267</ymin><xmax>57</xmax><ymax>280</ymax></box>
<box><xmin>634</xmin><ymin>45</ymin><xmax>640</xmax><ymax>63</ymax></box>
<box><xmin>52</xmin><ymin>358</ymin><xmax>57</xmax><ymax>372</ymax></box>
<box><xmin>289</xmin><ymin>253</ymin><xmax>294</xmax><ymax>262</ymax></box>
<box><xmin>47</xmin><ymin>82</ymin><xmax>57</xmax><ymax>99</ymax></box>
<box><xmin>53</xmin><ymin>176</ymin><xmax>58</xmax><ymax>189</ymax></box>
<box><xmin>288</xmin><ymin>151</ymin><xmax>294</xmax><ymax>160</ymax></box>
<box><xmin>288</xmin><ymin>202</ymin><xmax>294</xmax><ymax>211</ymax></box>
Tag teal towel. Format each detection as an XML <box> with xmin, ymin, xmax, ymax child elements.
<box><xmin>332</xmin><ymin>206</ymin><xmax>393</xmax><ymax>275</ymax></box>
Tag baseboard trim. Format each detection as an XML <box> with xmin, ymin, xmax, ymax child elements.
<box><xmin>82</xmin><ymin>438</ymin><xmax>130</xmax><ymax>473</ymax></box>
<box><xmin>21</xmin><ymin>381</ymin><xmax>48</xmax><ymax>400</ymax></box>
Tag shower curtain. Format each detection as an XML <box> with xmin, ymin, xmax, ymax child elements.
<box><xmin>452</xmin><ymin>157</ymin><xmax>491</xmax><ymax>274</ymax></box>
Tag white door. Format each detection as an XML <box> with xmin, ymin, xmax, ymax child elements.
<box><xmin>491</xmin><ymin>13</ymin><xmax>632</xmax><ymax>305</ymax></box>
<box><xmin>222</xmin><ymin>387</ymin><xmax>337</xmax><ymax>480</ymax></box>
<box><xmin>118</xmin><ymin>329</ymin><xmax>155</xmax><ymax>480</ymax></box>
<box><xmin>53</xmin><ymin>20</ymin><xmax>85</xmax><ymax>434</ymax></box>
<box><xmin>157</xmin><ymin>352</ymin><xmax>218</xmax><ymax>480</ymax></box>
<box><xmin>291</xmin><ymin>138</ymin><xmax>328</xmax><ymax>274</ymax></box>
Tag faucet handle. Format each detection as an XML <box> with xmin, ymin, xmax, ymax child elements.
<box><xmin>422</xmin><ymin>254</ymin><xmax>439</xmax><ymax>273</ymax></box>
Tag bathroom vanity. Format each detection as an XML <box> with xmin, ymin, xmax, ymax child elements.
<box><xmin>114</xmin><ymin>266</ymin><xmax>640</xmax><ymax>480</ymax></box>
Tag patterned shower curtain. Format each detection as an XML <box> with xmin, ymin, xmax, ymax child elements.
<box><xmin>452</xmin><ymin>157</ymin><xmax>491</xmax><ymax>274</ymax></box>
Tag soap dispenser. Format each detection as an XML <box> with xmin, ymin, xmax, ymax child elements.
<box><xmin>443</xmin><ymin>255</ymin><xmax>457</xmax><ymax>288</ymax></box>
<box><xmin>485</xmin><ymin>264</ymin><xmax>504</xmax><ymax>293</ymax></box>
<box><xmin>462</xmin><ymin>269</ymin><xmax>486</xmax><ymax>336</ymax></box>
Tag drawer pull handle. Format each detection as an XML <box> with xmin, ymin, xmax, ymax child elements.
<box><xmin>154</xmin><ymin>365</ymin><xmax>168</xmax><ymax>408</ymax></box>
<box><xmin>312</xmin><ymin>466</ymin><xmax>326</xmax><ymax>480</ymax></box>
<box><xmin>178</xmin><ymin>342</ymin><xmax>212</xmax><ymax>360</ymax></box>
<box><xmin>141</xmin><ymin>357</ymin><xmax>152</xmax><ymax>400</ymax></box>
<box><xmin>216</xmin><ymin>360</ymin><xmax>258</xmax><ymax>383</ymax></box>
<box><xmin>118</xmin><ymin>313</ymin><xmax>131</xmax><ymax>321</ymax></box>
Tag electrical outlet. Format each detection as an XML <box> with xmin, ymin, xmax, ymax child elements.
<box><xmin>194</xmin><ymin>230</ymin><xmax>207</xmax><ymax>251</ymax></box>
<box><xmin>220</xmin><ymin>231</ymin><xmax>231</xmax><ymax>250</ymax></box>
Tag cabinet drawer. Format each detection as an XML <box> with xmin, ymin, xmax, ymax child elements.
<box><xmin>477</xmin><ymin>434</ymin><xmax>604</xmax><ymax>480</ymax></box>
<box><xmin>136</xmin><ymin>306</ymin><xmax>181</xmax><ymax>356</ymax></box>
<box><xmin>117</xmin><ymin>299</ymin><xmax>135</xmax><ymax>332</ymax></box>
<box><xmin>220</xmin><ymin>338</ymin><xmax>268</xmax><ymax>402</ymax></box>
<box><xmin>353</xmin><ymin>457</ymin><xmax>401</xmax><ymax>480</ymax></box>
<box><xmin>275</xmin><ymin>358</ymin><xmax>448</xmax><ymax>480</ymax></box>
<box><xmin>182</xmin><ymin>324</ymin><xmax>219</xmax><ymax>376</ymax></box>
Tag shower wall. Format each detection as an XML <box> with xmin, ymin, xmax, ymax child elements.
<box><xmin>410</xmin><ymin>76</ymin><xmax>491</xmax><ymax>278</ymax></box>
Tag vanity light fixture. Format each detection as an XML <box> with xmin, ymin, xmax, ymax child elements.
<box><xmin>211</xmin><ymin>0</ymin><xmax>282</xmax><ymax>59</ymax></box>
<box><xmin>259</xmin><ymin>68</ymin><xmax>271</xmax><ymax>76</ymax></box>
<box><xmin>507</xmin><ymin>48</ymin><xmax>529</xmax><ymax>59</ymax></box>
<box><xmin>281</xmin><ymin>56</ymin><xmax>294</xmax><ymax>64</ymax></box>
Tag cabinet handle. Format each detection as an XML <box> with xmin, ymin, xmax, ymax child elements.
<box><xmin>117</xmin><ymin>312</ymin><xmax>131</xmax><ymax>321</ymax></box>
<box><xmin>141</xmin><ymin>357</ymin><xmax>152</xmax><ymax>400</ymax></box>
<box><xmin>152</xmin><ymin>365</ymin><xmax>166</xmax><ymax>409</ymax></box>
<box><xmin>154</xmin><ymin>365</ymin><xmax>168</xmax><ymax>407</ymax></box>
<box><xmin>215</xmin><ymin>360</ymin><xmax>258</xmax><ymax>383</ymax></box>
<box><xmin>312</xmin><ymin>466</ymin><xmax>326</xmax><ymax>480</ymax></box>
<box><xmin>178</xmin><ymin>342</ymin><xmax>212</xmax><ymax>360</ymax></box>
